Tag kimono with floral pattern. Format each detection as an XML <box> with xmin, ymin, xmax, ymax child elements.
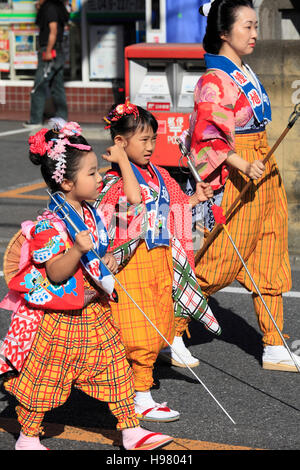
<box><xmin>189</xmin><ymin>68</ymin><xmax>260</xmax><ymax>190</ymax></box>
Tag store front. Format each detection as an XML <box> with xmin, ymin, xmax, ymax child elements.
<box><xmin>0</xmin><ymin>0</ymin><xmax>145</xmax><ymax>122</ymax></box>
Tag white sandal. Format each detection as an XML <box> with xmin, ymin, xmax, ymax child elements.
<box><xmin>262</xmin><ymin>345</ymin><xmax>300</xmax><ymax>372</ymax></box>
<box><xmin>135</xmin><ymin>402</ymin><xmax>180</xmax><ymax>422</ymax></box>
<box><xmin>159</xmin><ymin>336</ymin><xmax>200</xmax><ymax>368</ymax></box>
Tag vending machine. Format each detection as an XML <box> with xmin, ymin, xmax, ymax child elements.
<box><xmin>124</xmin><ymin>43</ymin><xmax>206</xmax><ymax>169</ymax></box>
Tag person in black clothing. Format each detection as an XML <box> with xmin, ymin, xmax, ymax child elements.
<box><xmin>24</xmin><ymin>0</ymin><xmax>69</xmax><ymax>127</ymax></box>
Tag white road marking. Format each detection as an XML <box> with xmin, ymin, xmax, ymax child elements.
<box><xmin>220</xmin><ymin>286</ymin><xmax>300</xmax><ymax>298</ymax></box>
<box><xmin>0</xmin><ymin>128</ymin><xmax>31</xmax><ymax>137</ymax></box>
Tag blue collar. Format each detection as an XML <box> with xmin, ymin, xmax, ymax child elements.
<box><xmin>205</xmin><ymin>53</ymin><xmax>272</xmax><ymax>125</ymax></box>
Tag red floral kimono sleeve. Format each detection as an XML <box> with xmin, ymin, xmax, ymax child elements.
<box><xmin>30</xmin><ymin>219</ymin><xmax>66</xmax><ymax>265</ymax></box>
<box><xmin>190</xmin><ymin>70</ymin><xmax>240</xmax><ymax>190</ymax></box>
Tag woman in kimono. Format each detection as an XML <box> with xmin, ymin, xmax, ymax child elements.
<box><xmin>186</xmin><ymin>0</ymin><xmax>299</xmax><ymax>371</ymax></box>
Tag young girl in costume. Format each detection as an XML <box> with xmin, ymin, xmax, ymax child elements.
<box><xmin>0</xmin><ymin>121</ymin><xmax>173</xmax><ymax>450</ymax></box>
<box><xmin>184</xmin><ymin>0</ymin><xmax>299</xmax><ymax>371</ymax></box>
<box><xmin>96</xmin><ymin>102</ymin><xmax>221</xmax><ymax>423</ymax></box>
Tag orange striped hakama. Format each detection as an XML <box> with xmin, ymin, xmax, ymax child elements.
<box><xmin>109</xmin><ymin>241</ymin><xmax>175</xmax><ymax>392</ymax></box>
<box><xmin>4</xmin><ymin>295</ymin><xmax>139</xmax><ymax>432</ymax></box>
<box><xmin>195</xmin><ymin>131</ymin><xmax>292</xmax><ymax>346</ymax></box>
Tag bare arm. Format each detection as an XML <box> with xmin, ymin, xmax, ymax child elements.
<box><xmin>226</xmin><ymin>152</ymin><xmax>265</xmax><ymax>179</ymax></box>
<box><xmin>45</xmin><ymin>230</ymin><xmax>93</xmax><ymax>283</ymax></box>
<box><xmin>43</xmin><ymin>21</ymin><xmax>57</xmax><ymax>60</ymax></box>
<box><xmin>102</xmin><ymin>144</ymin><xmax>142</xmax><ymax>204</ymax></box>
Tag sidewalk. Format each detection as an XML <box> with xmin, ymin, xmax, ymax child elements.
<box><xmin>0</xmin><ymin>119</ymin><xmax>109</xmax><ymax>140</ymax></box>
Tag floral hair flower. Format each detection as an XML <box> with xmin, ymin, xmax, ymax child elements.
<box><xmin>58</xmin><ymin>121</ymin><xmax>82</xmax><ymax>138</ymax></box>
<box><xmin>28</xmin><ymin>128</ymin><xmax>52</xmax><ymax>155</ymax></box>
<box><xmin>29</xmin><ymin>122</ymin><xmax>92</xmax><ymax>184</ymax></box>
<box><xmin>104</xmin><ymin>98</ymin><xmax>139</xmax><ymax>129</ymax></box>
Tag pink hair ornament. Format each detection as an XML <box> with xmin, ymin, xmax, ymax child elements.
<box><xmin>28</xmin><ymin>122</ymin><xmax>91</xmax><ymax>184</ymax></box>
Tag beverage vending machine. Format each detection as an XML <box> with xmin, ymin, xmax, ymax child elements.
<box><xmin>124</xmin><ymin>43</ymin><xmax>206</xmax><ymax>172</ymax></box>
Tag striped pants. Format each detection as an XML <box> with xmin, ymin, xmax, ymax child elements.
<box><xmin>195</xmin><ymin>131</ymin><xmax>292</xmax><ymax>346</ymax></box>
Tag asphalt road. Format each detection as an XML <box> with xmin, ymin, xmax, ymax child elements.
<box><xmin>0</xmin><ymin>121</ymin><xmax>300</xmax><ymax>456</ymax></box>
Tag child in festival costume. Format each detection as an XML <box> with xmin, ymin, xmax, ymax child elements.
<box><xmin>96</xmin><ymin>102</ymin><xmax>221</xmax><ymax>423</ymax></box>
<box><xmin>0</xmin><ymin>122</ymin><xmax>173</xmax><ymax>450</ymax></box>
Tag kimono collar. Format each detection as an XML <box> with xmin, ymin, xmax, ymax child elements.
<box><xmin>204</xmin><ymin>53</ymin><xmax>272</xmax><ymax>125</ymax></box>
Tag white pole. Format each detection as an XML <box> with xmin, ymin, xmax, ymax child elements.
<box><xmin>146</xmin><ymin>0</ymin><xmax>166</xmax><ymax>43</ymax></box>
<box><xmin>80</xmin><ymin>0</ymin><xmax>90</xmax><ymax>83</ymax></box>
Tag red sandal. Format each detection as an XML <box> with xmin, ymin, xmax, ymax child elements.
<box><xmin>131</xmin><ymin>432</ymin><xmax>173</xmax><ymax>450</ymax></box>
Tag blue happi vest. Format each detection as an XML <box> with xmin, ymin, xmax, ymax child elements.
<box><xmin>48</xmin><ymin>193</ymin><xmax>115</xmax><ymax>297</ymax></box>
<box><xmin>113</xmin><ymin>162</ymin><xmax>171</xmax><ymax>250</ymax></box>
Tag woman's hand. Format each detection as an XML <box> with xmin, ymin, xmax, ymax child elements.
<box><xmin>245</xmin><ymin>160</ymin><xmax>265</xmax><ymax>180</ymax></box>
<box><xmin>102</xmin><ymin>253</ymin><xmax>118</xmax><ymax>274</ymax></box>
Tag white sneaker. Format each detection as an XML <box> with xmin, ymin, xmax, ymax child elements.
<box><xmin>22</xmin><ymin>122</ymin><xmax>43</xmax><ymax>129</ymax></box>
<box><xmin>158</xmin><ymin>336</ymin><xmax>200</xmax><ymax>368</ymax></box>
<box><xmin>262</xmin><ymin>345</ymin><xmax>300</xmax><ymax>372</ymax></box>
<box><xmin>135</xmin><ymin>401</ymin><xmax>180</xmax><ymax>423</ymax></box>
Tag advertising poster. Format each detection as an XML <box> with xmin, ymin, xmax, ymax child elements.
<box><xmin>13</xmin><ymin>29</ymin><xmax>38</xmax><ymax>69</ymax></box>
<box><xmin>89</xmin><ymin>25</ymin><xmax>124</xmax><ymax>79</ymax></box>
<box><xmin>0</xmin><ymin>29</ymin><xmax>9</xmax><ymax>72</ymax></box>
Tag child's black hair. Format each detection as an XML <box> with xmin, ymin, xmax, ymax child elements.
<box><xmin>107</xmin><ymin>105</ymin><xmax>158</xmax><ymax>140</ymax></box>
<box><xmin>29</xmin><ymin>128</ymin><xmax>92</xmax><ymax>193</ymax></box>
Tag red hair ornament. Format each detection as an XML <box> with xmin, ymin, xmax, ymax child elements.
<box><xmin>104</xmin><ymin>99</ymin><xmax>139</xmax><ymax>129</ymax></box>
<box><xmin>28</xmin><ymin>128</ymin><xmax>53</xmax><ymax>155</ymax></box>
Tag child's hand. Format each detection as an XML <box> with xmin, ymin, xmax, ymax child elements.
<box><xmin>246</xmin><ymin>160</ymin><xmax>265</xmax><ymax>179</ymax></box>
<box><xmin>189</xmin><ymin>182</ymin><xmax>213</xmax><ymax>208</ymax></box>
<box><xmin>102</xmin><ymin>144</ymin><xmax>128</xmax><ymax>165</ymax></box>
<box><xmin>74</xmin><ymin>230</ymin><xmax>94</xmax><ymax>254</ymax></box>
<box><xmin>195</xmin><ymin>182</ymin><xmax>213</xmax><ymax>202</ymax></box>
<box><xmin>102</xmin><ymin>253</ymin><xmax>118</xmax><ymax>274</ymax></box>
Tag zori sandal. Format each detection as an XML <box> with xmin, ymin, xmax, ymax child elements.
<box><xmin>135</xmin><ymin>402</ymin><xmax>180</xmax><ymax>422</ymax></box>
<box><xmin>130</xmin><ymin>432</ymin><xmax>173</xmax><ymax>450</ymax></box>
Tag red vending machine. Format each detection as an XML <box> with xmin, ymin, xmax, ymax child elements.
<box><xmin>124</xmin><ymin>43</ymin><xmax>206</xmax><ymax>171</ymax></box>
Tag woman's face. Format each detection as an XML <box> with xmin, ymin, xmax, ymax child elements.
<box><xmin>220</xmin><ymin>6</ymin><xmax>258</xmax><ymax>60</ymax></box>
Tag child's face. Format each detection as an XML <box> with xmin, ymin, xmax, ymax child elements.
<box><xmin>125</xmin><ymin>125</ymin><xmax>157</xmax><ymax>167</ymax></box>
<box><xmin>68</xmin><ymin>151</ymin><xmax>102</xmax><ymax>202</ymax></box>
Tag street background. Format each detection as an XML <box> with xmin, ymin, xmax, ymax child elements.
<box><xmin>0</xmin><ymin>120</ymin><xmax>300</xmax><ymax>452</ymax></box>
